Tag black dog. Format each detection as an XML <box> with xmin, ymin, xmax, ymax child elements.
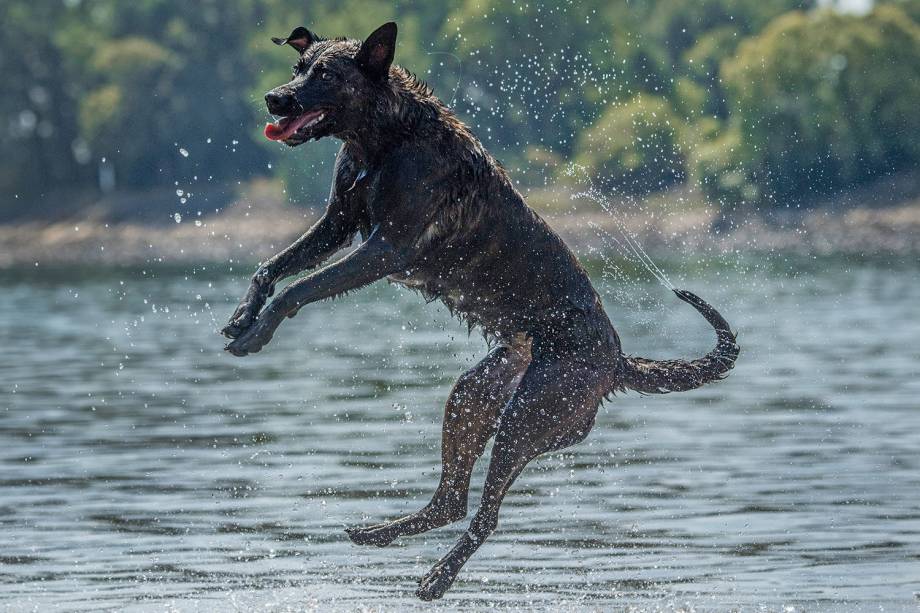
<box><xmin>222</xmin><ymin>22</ymin><xmax>739</xmax><ymax>600</ymax></box>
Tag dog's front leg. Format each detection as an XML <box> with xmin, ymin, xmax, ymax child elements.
<box><xmin>221</xmin><ymin>265</ymin><xmax>277</xmax><ymax>339</ymax></box>
<box><xmin>222</xmin><ymin>209</ymin><xmax>357</xmax><ymax>339</ymax></box>
<box><xmin>225</xmin><ymin>227</ymin><xmax>407</xmax><ymax>356</ymax></box>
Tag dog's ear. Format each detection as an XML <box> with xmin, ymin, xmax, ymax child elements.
<box><xmin>271</xmin><ymin>26</ymin><xmax>316</xmax><ymax>53</ymax></box>
<box><xmin>355</xmin><ymin>22</ymin><xmax>397</xmax><ymax>81</ymax></box>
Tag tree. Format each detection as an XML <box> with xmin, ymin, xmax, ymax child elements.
<box><xmin>73</xmin><ymin>0</ymin><xmax>270</xmax><ymax>189</ymax></box>
<box><xmin>444</xmin><ymin>0</ymin><xmax>657</xmax><ymax>166</ymax></box>
<box><xmin>0</xmin><ymin>1</ymin><xmax>91</xmax><ymax>215</ymax></box>
<box><xmin>571</xmin><ymin>94</ymin><xmax>686</xmax><ymax>195</ymax></box>
<box><xmin>719</xmin><ymin>6</ymin><xmax>920</xmax><ymax>204</ymax></box>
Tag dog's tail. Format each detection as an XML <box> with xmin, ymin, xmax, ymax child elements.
<box><xmin>619</xmin><ymin>289</ymin><xmax>739</xmax><ymax>394</ymax></box>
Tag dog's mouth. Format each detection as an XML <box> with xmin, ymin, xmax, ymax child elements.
<box><xmin>264</xmin><ymin>108</ymin><xmax>329</xmax><ymax>144</ymax></box>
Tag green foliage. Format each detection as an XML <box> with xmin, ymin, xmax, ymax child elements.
<box><xmin>688</xmin><ymin>122</ymin><xmax>759</xmax><ymax>209</ymax></box>
<box><xmin>79</xmin><ymin>37</ymin><xmax>183</xmax><ymax>185</ymax></box>
<box><xmin>0</xmin><ymin>1</ymin><xmax>92</xmax><ymax>206</ymax></box>
<box><xmin>641</xmin><ymin>0</ymin><xmax>816</xmax><ymax>63</ymax></box>
<box><xmin>878</xmin><ymin>0</ymin><xmax>920</xmax><ymax>22</ymax></box>
<box><xmin>0</xmin><ymin>0</ymin><xmax>917</xmax><ymax>217</ymax></box>
<box><xmin>571</xmin><ymin>94</ymin><xmax>686</xmax><ymax>195</ymax></box>
<box><xmin>445</xmin><ymin>1</ymin><xmax>620</xmax><ymax>160</ymax></box>
<box><xmin>679</xmin><ymin>26</ymin><xmax>742</xmax><ymax>119</ymax></box>
<box><xmin>719</xmin><ymin>6</ymin><xmax>920</xmax><ymax>203</ymax></box>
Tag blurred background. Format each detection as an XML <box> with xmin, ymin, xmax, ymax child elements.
<box><xmin>2</xmin><ymin>0</ymin><xmax>919</xmax><ymax>260</ymax></box>
<box><xmin>2</xmin><ymin>1</ymin><xmax>919</xmax><ymax>611</ymax></box>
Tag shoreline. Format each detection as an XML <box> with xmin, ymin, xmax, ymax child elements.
<box><xmin>2</xmin><ymin>183</ymin><xmax>919</xmax><ymax>268</ymax></box>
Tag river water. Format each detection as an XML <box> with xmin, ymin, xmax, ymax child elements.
<box><xmin>1</xmin><ymin>254</ymin><xmax>918</xmax><ymax>611</ymax></box>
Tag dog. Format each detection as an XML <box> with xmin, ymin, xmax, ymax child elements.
<box><xmin>222</xmin><ymin>22</ymin><xmax>739</xmax><ymax>600</ymax></box>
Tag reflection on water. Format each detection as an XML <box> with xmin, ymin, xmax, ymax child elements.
<box><xmin>1</xmin><ymin>255</ymin><xmax>918</xmax><ymax>611</ymax></box>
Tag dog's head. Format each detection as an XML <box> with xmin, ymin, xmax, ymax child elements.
<box><xmin>263</xmin><ymin>22</ymin><xmax>397</xmax><ymax>147</ymax></box>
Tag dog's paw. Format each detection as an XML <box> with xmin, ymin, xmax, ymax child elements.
<box><xmin>345</xmin><ymin>525</ymin><xmax>396</xmax><ymax>547</ymax></box>
<box><xmin>221</xmin><ymin>313</ymin><xmax>254</xmax><ymax>339</ymax></box>
<box><xmin>221</xmin><ymin>301</ymin><xmax>261</xmax><ymax>339</ymax></box>
<box><xmin>222</xmin><ymin>274</ymin><xmax>276</xmax><ymax>339</ymax></box>
<box><xmin>224</xmin><ymin>316</ymin><xmax>278</xmax><ymax>356</ymax></box>
<box><xmin>416</xmin><ymin>561</ymin><xmax>458</xmax><ymax>601</ymax></box>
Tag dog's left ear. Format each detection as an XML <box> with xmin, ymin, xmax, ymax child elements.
<box><xmin>271</xmin><ymin>26</ymin><xmax>316</xmax><ymax>53</ymax></box>
<box><xmin>356</xmin><ymin>22</ymin><xmax>397</xmax><ymax>81</ymax></box>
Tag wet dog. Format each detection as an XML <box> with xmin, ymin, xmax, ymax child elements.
<box><xmin>222</xmin><ymin>22</ymin><xmax>739</xmax><ymax>600</ymax></box>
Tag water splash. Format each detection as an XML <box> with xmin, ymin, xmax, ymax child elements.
<box><xmin>425</xmin><ymin>51</ymin><xmax>463</xmax><ymax>107</ymax></box>
<box><xmin>566</xmin><ymin>163</ymin><xmax>675</xmax><ymax>292</ymax></box>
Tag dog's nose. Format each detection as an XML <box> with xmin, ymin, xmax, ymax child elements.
<box><xmin>265</xmin><ymin>90</ymin><xmax>294</xmax><ymax>114</ymax></box>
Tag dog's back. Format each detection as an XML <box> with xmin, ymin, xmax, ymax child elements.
<box><xmin>380</xmin><ymin>84</ymin><xmax>616</xmax><ymax>354</ymax></box>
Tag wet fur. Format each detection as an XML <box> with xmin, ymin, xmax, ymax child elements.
<box><xmin>222</xmin><ymin>23</ymin><xmax>739</xmax><ymax>600</ymax></box>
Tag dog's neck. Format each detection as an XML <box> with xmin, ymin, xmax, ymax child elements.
<box><xmin>338</xmin><ymin>66</ymin><xmax>464</xmax><ymax>165</ymax></box>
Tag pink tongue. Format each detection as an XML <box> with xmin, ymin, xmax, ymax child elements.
<box><xmin>264</xmin><ymin>122</ymin><xmax>286</xmax><ymax>140</ymax></box>
<box><xmin>263</xmin><ymin>110</ymin><xmax>322</xmax><ymax>141</ymax></box>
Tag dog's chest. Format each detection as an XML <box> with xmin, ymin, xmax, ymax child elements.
<box><xmin>347</xmin><ymin>166</ymin><xmax>388</xmax><ymax>226</ymax></box>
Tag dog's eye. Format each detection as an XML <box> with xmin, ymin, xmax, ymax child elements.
<box><xmin>320</xmin><ymin>70</ymin><xmax>333</xmax><ymax>81</ymax></box>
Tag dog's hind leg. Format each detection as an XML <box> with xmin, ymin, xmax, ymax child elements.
<box><xmin>346</xmin><ymin>339</ymin><xmax>530</xmax><ymax>547</ymax></box>
<box><xmin>415</xmin><ymin>354</ymin><xmax>610</xmax><ymax>600</ymax></box>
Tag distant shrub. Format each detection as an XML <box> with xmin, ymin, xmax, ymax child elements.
<box><xmin>570</xmin><ymin>94</ymin><xmax>687</xmax><ymax>195</ymax></box>
<box><xmin>689</xmin><ymin>123</ymin><xmax>759</xmax><ymax>211</ymax></box>
<box><xmin>718</xmin><ymin>6</ymin><xmax>920</xmax><ymax>205</ymax></box>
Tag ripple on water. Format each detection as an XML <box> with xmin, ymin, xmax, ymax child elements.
<box><xmin>0</xmin><ymin>257</ymin><xmax>918</xmax><ymax>610</ymax></box>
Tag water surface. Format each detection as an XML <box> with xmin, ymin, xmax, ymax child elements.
<box><xmin>1</xmin><ymin>255</ymin><xmax>918</xmax><ymax>611</ymax></box>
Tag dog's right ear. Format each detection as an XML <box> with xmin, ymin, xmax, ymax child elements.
<box><xmin>271</xmin><ymin>26</ymin><xmax>316</xmax><ymax>53</ymax></box>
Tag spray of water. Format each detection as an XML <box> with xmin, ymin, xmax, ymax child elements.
<box><xmin>425</xmin><ymin>51</ymin><xmax>463</xmax><ymax>107</ymax></box>
<box><xmin>566</xmin><ymin>164</ymin><xmax>676</xmax><ymax>293</ymax></box>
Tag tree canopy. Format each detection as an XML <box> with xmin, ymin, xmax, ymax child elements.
<box><xmin>1</xmin><ymin>0</ymin><xmax>916</xmax><ymax>217</ymax></box>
